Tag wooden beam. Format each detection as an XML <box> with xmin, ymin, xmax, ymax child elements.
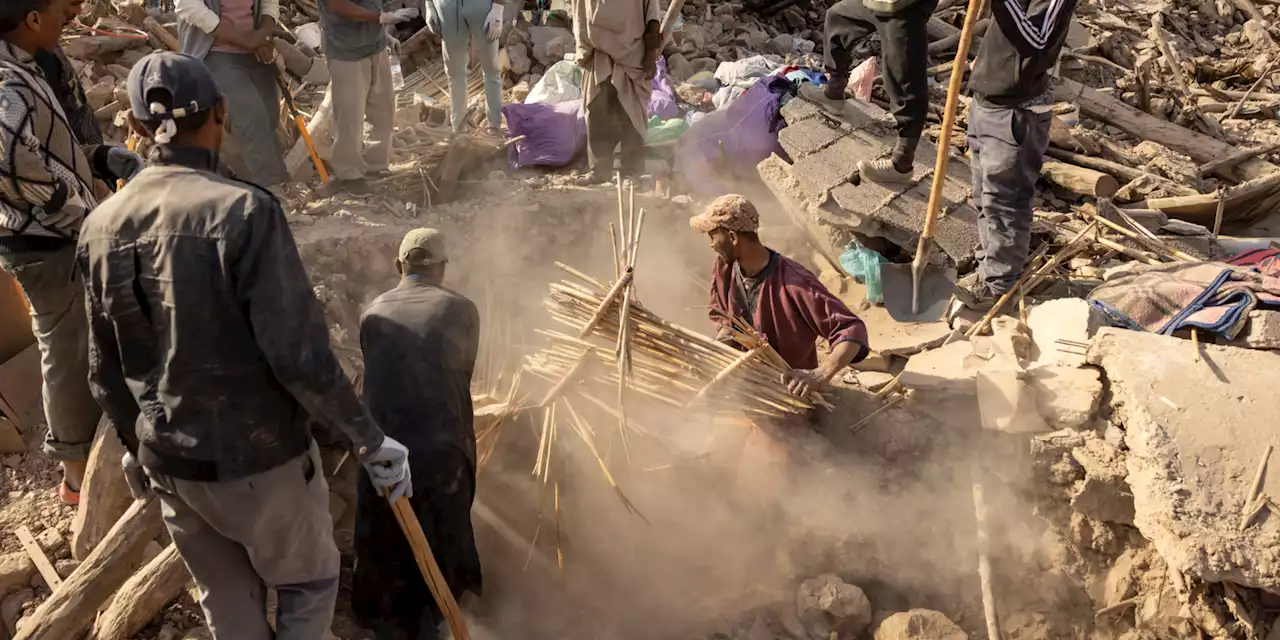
<box><xmin>15</xmin><ymin>526</ymin><xmax>62</xmax><ymax>590</ymax></box>
<box><xmin>1041</xmin><ymin>160</ymin><xmax>1120</xmax><ymax>198</ymax></box>
<box><xmin>143</xmin><ymin>17</ymin><xmax>180</xmax><ymax>53</ymax></box>
<box><xmin>70</xmin><ymin>420</ymin><xmax>133</xmax><ymax>562</ymax></box>
<box><xmin>87</xmin><ymin>544</ymin><xmax>191</xmax><ymax>640</ymax></box>
<box><xmin>13</xmin><ymin>498</ymin><xmax>165</xmax><ymax>640</ymax></box>
<box><xmin>1053</xmin><ymin>76</ymin><xmax>1280</xmax><ymax>183</ymax></box>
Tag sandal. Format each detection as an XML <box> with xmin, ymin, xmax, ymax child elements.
<box><xmin>59</xmin><ymin>479</ymin><xmax>80</xmax><ymax>506</ymax></box>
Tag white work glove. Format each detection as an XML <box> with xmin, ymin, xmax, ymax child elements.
<box><xmin>379</xmin><ymin>7</ymin><xmax>419</xmax><ymax>25</ymax></box>
<box><xmin>121</xmin><ymin>451</ymin><xmax>151</xmax><ymax>500</ymax></box>
<box><xmin>106</xmin><ymin>146</ymin><xmax>145</xmax><ymax>181</ymax></box>
<box><xmin>483</xmin><ymin>2</ymin><xmax>503</xmax><ymax>40</ymax></box>
<box><xmin>361</xmin><ymin>435</ymin><xmax>413</xmax><ymax>502</ymax></box>
<box><xmin>423</xmin><ymin>0</ymin><xmax>441</xmax><ymax>35</ymax></box>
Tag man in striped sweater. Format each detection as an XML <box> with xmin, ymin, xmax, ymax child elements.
<box><xmin>0</xmin><ymin>0</ymin><xmax>141</xmax><ymax>502</ymax></box>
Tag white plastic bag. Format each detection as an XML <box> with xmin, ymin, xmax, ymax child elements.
<box><xmin>525</xmin><ymin>59</ymin><xmax>582</xmax><ymax>105</ymax></box>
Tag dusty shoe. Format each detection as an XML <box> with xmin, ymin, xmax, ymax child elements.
<box><xmin>952</xmin><ymin>276</ymin><xmax>1000</xmax><ymax>311</ymax></box>
<box><xmin>857</xmin><ymin>158</ymin><xmax>914</xmax><ymax>184</ymax></box>
<box><xmin>824</xmin><ymin>77</ymin><xmax>847</xmax><ymax>100</ymax></box>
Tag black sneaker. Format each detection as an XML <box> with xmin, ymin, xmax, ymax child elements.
<box><xmin>952</xmin><ymin>278</ymin><xmax>1000</xmax><ymax>311</ymax></box>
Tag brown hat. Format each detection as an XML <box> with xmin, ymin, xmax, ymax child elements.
<box><xmin>689</xmin><ymin>194</ymin><xmax>760</xmax><ymax>234</ymax></box>
<box><xmin>398</xmin><ymin>228</ymin><xmax>448</xmax><ymax>266</ymax></box>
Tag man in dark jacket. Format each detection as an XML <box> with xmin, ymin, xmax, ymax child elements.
<box><xmin>823</xmin><ymin>0</ymin><xmax>937</xmax><ymax>184</ymax></box>
<box><xmin>953</xmin><ymin>0</ymin><xmax>1079</xmax><ymax>309</ymax></box>
<box><xmin>353</xmin><ymin>228</ymin><xmax>483</xmax><ymax>639</ymax></box>
<box><xmin>78</xmin><ymin>51</ymin><xmax>412</xmax><ymax>639</ymax></box>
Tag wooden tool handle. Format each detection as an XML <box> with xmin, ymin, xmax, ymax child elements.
<box><xmin>919</xmin><ymin>0</ymin><xmax>988</xmax><ymax>246</ymax></box>
<box><xmin>389</xmin><ymin>496</ymin><xmax>471</xmax><ymax>640</ymax></box>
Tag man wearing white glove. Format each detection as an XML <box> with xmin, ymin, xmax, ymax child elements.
<box><xmin>317</xmin><ymin>0</ymin><xmax>416</xmax><ymax>194</ymax></box>
<box><xmin>352</xmin><ymin>228</ymin><xmax>484</xmax><ymax>638</ymax></box>
<box><xmin>79</xmin><ymin>52</ymin><xmax>411</xmax><ymax>640</ymax></box>
<box><xmin>425</xmin><ymin>0</ymin><xmax>504</xmax><ymax>134</ymax></box>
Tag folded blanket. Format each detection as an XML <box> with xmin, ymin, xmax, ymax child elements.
<box><xmin>1087</xmin><ymin>261</ymin><xmax>1280</xmax><ymax>339</ymax></box>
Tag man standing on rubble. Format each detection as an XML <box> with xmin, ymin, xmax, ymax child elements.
<box><xmin>78</xmin><ymin>51</ymin><xmax>413</xmax><ymax>639</ymax></box>
<box><xmin>690</xmin><ymin>195</ymin><xmax>871</xmax><ymax>398</ymax></box>
<box><xmin>317</xmin><ymin>0</ymin><xmax>417</xmax><ymax>195</ymax></box>
<box><xmin>421</xmin><ymin>0</ymin><xmax>504</xmax><ymax>134</ymax></box>
<box><xmin>574</xmin><ymin>0</ymin><xmax>662</xmax><ymax>183</ymax></box>
<box><xmin>0</xmin><ymin>0</ymin><xmax>143</xmax><ymax>505</ymax></box>
<box><xmin>176</xmin><ymin>0</ymin><xmax>289</xmax><ymax>194</ymax></box>
<box><xmin>952</xmin><ymin>0</ymin><xmax>1079</xmax><ymax>310</ymax></box>
<box><xmin>823</xmin><ymin>0</ymin><xmax>937</xmax><ymax>184</ymax></box>
<box><xmin>353</xmin><ymin>228</ymin><xmax>483</xmax><ymax>640</ymax></box>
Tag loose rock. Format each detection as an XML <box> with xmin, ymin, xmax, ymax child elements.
<box><xmin>795</xmin><ymin>574</ymin><xmax>872</xmax><ymax>639</ymax></box>
<box><xmin>873</xmin><ymin>609</ymin><xmax>967</xmax><ymax>640</ymax></box>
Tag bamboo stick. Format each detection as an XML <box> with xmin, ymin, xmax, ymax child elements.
<box><xmin>579</xmin><ymin>269</ymin><xmax>633</xmax><ymax>339</ymax></box>
<box><xmin>688</xmin><ymin>348</ymin><xmax>763</xmax><ymax>407</ymax></box>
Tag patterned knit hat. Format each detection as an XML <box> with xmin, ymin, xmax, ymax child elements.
<box><xmin>689</xmin><ymin>194</ymin><xmax>760</xmax><ymax>234</ymax></box>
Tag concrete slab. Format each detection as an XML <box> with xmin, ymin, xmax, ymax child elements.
<box><xmin>1029</xmin><ymin>365</ymin><xmax>1104</xmax><ymax>430</ymax></box>
<box><xmin>1028</xmin><ymin>298</ymin><xmax>1107</xmax><ymax>368</ymax></box>
<box><xmin>780</xmin><ymin>96</ymin><xmax>823</xmax><ymax>123</ymax></box>
<box><xmin>1087</xmin><ymin>328</ymin><xmax>1280</xmax><ymax>591</ymax></box>
<box><xmin>1225</xmin><ymin>310</ymin><xmax>1280</xmax><ymax>350</ymax></box>
<box><xmin>778</xmin><ymin>117</ymin><xmax>843</xmax><ymax>160</ymax></box>
<box><xmin>791</xmin><ymin>137</ymin><xmax>866</xmax><ymax>200</ymax></box>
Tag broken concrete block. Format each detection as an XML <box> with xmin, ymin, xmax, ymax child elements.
<box><xmin>1071</xmin><ymin>435</ymin><xmax>1135</xmax><ymax>525</ymax></box>
<box><xmin>1028</xmin><ymin>298</ymin><xmax>1107</xmax><ymax>367</ymax></box>
<box><xmin>796</xmin><ymin>574</ymin><xmax>872</xmax><ymax>639</ymax></box>
<box><xmin>873</xmin><ymin>609</ymin><xmax>967</xmax><ymax>640</ymax></box>
<box><xmin>1029</xmin><ymin>365</ymin><xmax>1103</xmax><ymax>430</ymax></box>
<box><xmin>791</xmin><ymin>137</ymin><xmax>863</xmax><ymax>199</ymax></box>
<box><xmin>857</xmin><ymin>371</ymin><xmax>897</xmax><ymax>392</ymax></box>
<box><xmin>780</xmin><ymin>95</ymin><xmax>823</xmax><ymax>123</ymax></box>
<box><xmin>899</xmin><ymin>340</ymin><xmax>978</xmax><ymax>392</ymax></box>
<box><xmin>1088</xmin><ymin>328</ymin><xmax>1280</xmax><ymax>591</ymax></box>
<box><xmin>778</xmin><ymin>117</ymin><xmax>842</xmax><ymax>160</ymax></box>
<box><xmin>875</xmin><ymin>322</ymin><xmax>954</xmax><ymax>357</ymax></box>
<box><xmin>1099</xmin><ymin>547</ymin><xmax>1140</xmax><ymax>607</ymax></box>
<box><xmin>1225</xmin><ymin>310</ymin><xmax>1280</xmax><ymax>350</ymax></box>
<box><xmin>0</xmin><ymin>553</ymin><xmax>36</xmax><ymax>596</ymax></box>
<box><xmin>976</xmin><ymin>369</ymin><xmax>1051</xmax><ymax>434</ymax></box>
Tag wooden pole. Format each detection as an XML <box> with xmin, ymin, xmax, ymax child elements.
<box><xmin>14</xmin><ymin>497</ymin><xmax>165</xmax><ymax>640</ymax></box>
<box><xmin>389</xmin><ymin>496</ymin><xmax>470</xmax><ymax>640</ymax></box>
<box><xmin>1040</xmin><ymin>160</ymin><xmax>1120</xmax><ymax>198</ymax></box>
<box><xmin>87</xmin><ymin>544</ymin><xmax>191</xmax><ymax>640</ymax></box>
<box><xmin>70</xmin><ymin>420</ymin><xmax>133</xmax><ymax>561</ymax></box>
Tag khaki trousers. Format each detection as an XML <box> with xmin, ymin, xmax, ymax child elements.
<box><xmin>329</xmin><ymin>50</ymin><xmax>395</xmax><ymax>181</ymax></box>
<box><xmin>147</xmin><ymin>443</ymin><xmax>341</xmax><ymax>640</ymax></box>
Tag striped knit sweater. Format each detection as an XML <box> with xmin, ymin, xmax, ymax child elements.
<box><xmin>0</xmin><ymin>40</ymin><xmax>100</xmax><ymax>251</ymax></box>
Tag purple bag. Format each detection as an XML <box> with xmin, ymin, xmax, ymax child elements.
<box><xmin>502</xmin><ymin>101</ymin><xmax>586</xmax><ymax>169</ymax></box>
<box><xmin>674</xmin><ymin>76</ymin><xmax>786</xmax><ymax>196</ymax></box>
<box><xmin>648</xmin><ymin>57</ymin><xmax>679</xmax><ymax>120</ymax></box>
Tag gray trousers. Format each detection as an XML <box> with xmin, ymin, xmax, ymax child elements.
<box><xmin>329</xmin><ymin>50</ymin><xmax>395</xmax><ymax>181</ymax></box>
<box><xmin>967</xmin><ymin>100</ymin><xmax>1052</xmax><ymax>295</ymax></box>
<box><xmin>205</xmin><ymin>52</ymin><xmax>288</xmax><ymax>187</ymax></box>
<box><xmin>147</xmin><ymin>443</ymin><xmax>341</xmax><ymax>640</ymax></box>
<box><xmin>0</xmin><ymin>245</ymin><xmax>100</xmax><ymax>461</ymax></box>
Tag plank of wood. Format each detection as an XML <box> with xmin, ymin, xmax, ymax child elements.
<box><xmin>1041</xmin><ymin>160</ymin><xmax>1120</xmax><ymax>198</ymax></box>
<box><xmin>143</xmin><ymin>17</ymin><xmax>179</xmax><ymax>52</ymax></box>
<box><xmin>1053</xmin><ymin>77</ymin><xmax>1280</xmax><ymax>183</ymax></box>
<box><xmin>1199</xmin><ymin>142</ymin><xmax>1280</xmax><ymax>178</ymax></box>
<box><xmin>15</xmin><ymin>526</ymin><xmax>62</xmax><ymax>590</ymax></box>
<box><xmin>87</xmin><ymin>544</ymin><xmax>191</xmax><ymax>640</ymax></box>
<box><xmin>71</xmin><ymin>419</ymin><xmax>133</xmax><ymax>562</ymax></box>
<box><xmin>14</xmin><ymin>497</ymin><xmax>165</xmax><ymax>640</ymax></box>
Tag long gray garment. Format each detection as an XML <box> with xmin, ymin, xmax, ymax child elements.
<box><xmin>0</xmin><ymin>245</ymin><xmax>100</xmax><ymax>461</ymax></box>
<box><xmin>967</xmin><ymin>100</ymin><xmax>1052</xmax><ymax>295</ymax></box>
<box><xmin>146</xmin><ymin>442</ymin><xmax>341</xmax><ymax>640</ymax></box>
<box><xmin>204</xmin><ymin>52</ymin><xmax>287</xmax><ymax>187</ymax></box>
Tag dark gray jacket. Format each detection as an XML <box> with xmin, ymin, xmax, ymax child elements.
<box><xmin>360</xmin><ymin>279</ymin><xmax>479</xmax><ymax>467</ymax></box>
<box><xmin>77</xmin><ymin>145</ymin><xmax>385</xmax><ymax>482</ymax></box>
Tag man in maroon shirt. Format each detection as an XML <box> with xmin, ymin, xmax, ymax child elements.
<box><xmin>691</xmin><ymin>195</ymin><xmax>871</xmax><ymax>398</ymax></box>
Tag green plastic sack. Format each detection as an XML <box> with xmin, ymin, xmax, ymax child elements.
<box><xmin>839</xmin><ymin>241</ymin><xmax>887</xmax><ymax>304</ymax></box>
<box><xmin>646</xmin><ymin>115</ymin><xmax>689</xmax><ymax>146</ymax></box>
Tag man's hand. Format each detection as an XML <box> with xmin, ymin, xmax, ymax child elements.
<box><xmin>782</xmin><ymin>369</ymin><xmax>828</xmax><ymax>398</ymax></box>
<box><xmin>379</xmin><ymin>7</ymin><xmax>419</xmax><ymax>25</ymax></box>
<box><xmin>361</xmin><ymin>435</ymin><xmax>413</xmax><ymax>502</ymax></box>
<box><xmin>576</xmin><ymin>49</ymin><xmax>593</xmax><ymax>69</ymax></box>
<box><xmin>483</xmin><ymin>3</ymin><xmax>503</xmax><ymax>40</ymax></box>
<box><xmin>121</xmin><ymin>451</ymin><xmax>151</xmax><ymax>500</ymax></box>
<box><xmin>240</xmin><ymin>26</ymin><xmax>271</xmax><ymax>50</ymax></box>
<box><xmin>423</xmin><ymin>0</ymin><xmax>441</xmax><ymax>34</ymax></box>
<box><xmin>255</xmin><ymin>42</ymin><xmax>276</xmax><ymax>64</ymax></box>
<box><xmin>642</xmin><ymin>48</ymin><xmax>659</xmax><ymax>79</ymax></box>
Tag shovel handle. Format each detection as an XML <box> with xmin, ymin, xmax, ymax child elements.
<box><xmin>920</xmin><ymin>0</ymin><xmax>988</xmax><ymax>248</ymax></box>
<box><xmin>387</xmin><ymin>493</ymin><xmax>471</xmax><ymax>640</ymax></box>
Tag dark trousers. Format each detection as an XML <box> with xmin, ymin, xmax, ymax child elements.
<box><xmin>967</xmin><ymin>101</ymin><xmax>1052</xmax><ymax>294</ymax></box>
<box><xmin>586</xmin><ymin>81</ymin><xmax>645</xmax><ymax>178</ymax></box>
<box><xmin>824</xmin><ymin>0</ymin><xmax>938</xmax><ymax>139</ymax></box>
<box><xmin>352</xmin><ymin>448</ymin><xmax>483</xmax><ymax>640</ymax></box>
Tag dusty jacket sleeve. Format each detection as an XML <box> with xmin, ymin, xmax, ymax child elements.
<box><xmin>232</xmin><ymin>193</ymin><xmax>386</xmax><ymax>456</ymax></box>
<box><xmin>707</xmin><ymin>259</ymin><xmax>732</xmax><ymax>329</ymax></box>
<box><xmin>0</xmin><ymin>84</ymin><xmax>91</xmax><ymax>231</ymax></box>
<box><xmin>176</xmin><ymin>0</ymin><xmax>223</xmax><ymax>34</ymax></box>
<box><xmin>788</xmin><ymin>267</ymin><xmax>870</xmax><ymax>362</ymax></box>
<box><xmin>77</xmin><ymin>246</ymin><xmax>142</xmax><ymax>454</ymax></box>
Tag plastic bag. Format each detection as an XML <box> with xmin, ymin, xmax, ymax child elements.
<box><xmin>649</xmin><ymin>57</ymin><xmax>680</xmax><ymax>120</ymax></box>
<box><xmin>646</xmin><ymin>115</ymin><xmax>688</xmax><ymax>146</ymax></box>
<box><xmin>502</xmin><ymin>101</ymin><xmax>585</xmax><ymax>168</ymax></box>
<box><xmin>839</xmin><ymin>241</ymin><xmax>888</xmax><ymax>304</ymax></box>
<box><xmin>525</xmin><ymin>59</ymin><xmax>582</xmax><ymax>105</ymax></box>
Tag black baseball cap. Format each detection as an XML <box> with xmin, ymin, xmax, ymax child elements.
<box><xmin>127</xmin><ymin>52</ymin><xmax>221</xmax><ymax>124</ymax></box>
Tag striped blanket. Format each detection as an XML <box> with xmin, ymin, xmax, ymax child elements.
<box><xmin>1087</xmin><ymin>262</ymin><xmax>1280</xmax><ymax>340</ymax></box>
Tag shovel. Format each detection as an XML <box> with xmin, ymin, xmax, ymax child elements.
<box><xmin>881</xmin><ymin>0</ymin><xmax>986</xmax><ymax>322</ymax></box>
<box><xmin>273</xmin><ymin>67</ymin><xmax>330</xmax><ymax>183</ymax></box>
